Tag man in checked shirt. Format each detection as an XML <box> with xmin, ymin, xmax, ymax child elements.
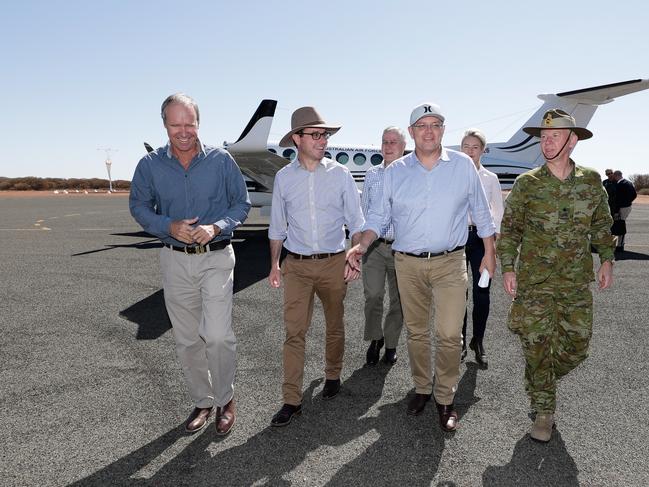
<box><xmin>361</xmin><ymin>127</ymin><xmax>407</xmax><ymax>366</ymax></box>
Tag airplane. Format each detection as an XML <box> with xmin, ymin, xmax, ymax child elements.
<box><xmin>145</xmin><ymin>78</ymin><xmax>649</xmax><ymax>212</ymax></box>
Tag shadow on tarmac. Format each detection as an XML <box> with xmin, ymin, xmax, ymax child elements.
<box><xmin>613</xmin><ymin>249</ymin><xmax>649</xmax><ymax>261</ymax></box>
<box><xmin>69</xmin><ymin>359</ymin><xmax>482</xmax><ymax>486</ymax></box>
<box><xmin>482</xmin><ymin>430</ymin><xmax>579</xmax><ymax>486</ymax></box>
<box><xmin>117</xmin><ymin>228</ymin><xmax>271</xmax><ymax>340</ymax></box>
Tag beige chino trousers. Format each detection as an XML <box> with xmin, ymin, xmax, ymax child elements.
<box><xmin>160</xmin><ymin>245</ymin><xmax>237</xmax><ymax>409</ymax></box>
<box><xmin>362</xmin><ymin>240</ymin><xmax>403</xmax><ymax>348</ymax></box>
<box><xmin>394</xmin><ymin>250</ymin><xmax>467</xmax><ymax>405</ymax></box>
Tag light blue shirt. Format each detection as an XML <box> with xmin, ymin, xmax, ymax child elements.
<box><xmin>269</xmin><ymin>157</ymin><xmax>365</xmax><ymax>255</ymax></box>
<box><xmin>129</xmin><ymin>142</ymin><xmax>251</xmax><ymax>246</ymax></box>
<box><xmin>361</xmin><ymin>163</ymin><xmax>394</xmax><ymax>240</ymax></box>
<box><xmin>364</xmin><ymin>148</ymin><xmax>495</xmax><ymax>254</ymax></box>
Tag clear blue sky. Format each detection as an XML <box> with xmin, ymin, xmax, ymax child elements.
<box><xmin>2</xmin><ymin>0</ymin><xmax>647</xmax><ymax>181</ymax></box>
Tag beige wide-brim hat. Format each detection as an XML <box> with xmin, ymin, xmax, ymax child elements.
<box><xmin>279</xmin><ymin>106</ymin><xmax>341</xmax><ymax>147</ymax></box>
<box><xmin>523</xmin><ymin>108</ymin><xmax>593</xmax><ymax>140</ymax></box>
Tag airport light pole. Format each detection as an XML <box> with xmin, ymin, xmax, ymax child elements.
<box><xmin>98</xmin><ymin>148</ymin><xmax>118</xmax><ymax>192</ymax></box>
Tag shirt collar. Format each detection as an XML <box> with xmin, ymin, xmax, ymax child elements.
<box><xmin>540</xmin><ymin>159</ymin><xmax>578</xmax><ymax>182</ymax></box>
<box><xmin>164</xmin><ymin>139</ymin><xmax>207</xmax><ymax>159</ymax></box>
<box><xmin>406</xmin><ymin>147</ymin><xmax>449</xmax><ymax>167</ymax></box>
<box><xmin>291</xmin><ymin>156</ymin><xmax>330</xmax><ymax>171</ymax></box>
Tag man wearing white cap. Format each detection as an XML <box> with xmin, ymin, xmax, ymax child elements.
<box><xmin>268</xmin><ymin>106</ymin><xmax>365</xmax><ymax>427</ymax></box>
<box><xmin>347</xmin><ymin>103</ymin><xmax>496</xmax><ymax>432</ymax></box>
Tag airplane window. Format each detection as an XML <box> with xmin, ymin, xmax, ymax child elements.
<box><xmin>268</xmin><ymin>148</ymin><xmax>277</xmax><ymax>154</ymax></box>
<box><xmin>336</xmin><ymin>152</ymin><xmax>349</xmax><ymax>164</ymax></box>
<box><xmin>282</xmin><ymin>148</ymin><xmax>296</xmax><ymax>161</ymax></box>
<box><xmin>353</xmin><ymin>153</ymin><xmax>366</xmax><ymax>166</ymax></box>
<box><xmin>325</xmin><ymin>151</ymin><xmax>332</xmax><ymax>159</ymax></box>
<box><xmin>371</xmin><ymin>154</ymin><xmax>383</xmax><ymax>166</ymax></box>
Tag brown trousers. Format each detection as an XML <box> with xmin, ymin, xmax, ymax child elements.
<box><xmin>281</xmin><ymin>252</ymin><xmax>347</xmax><ymax>405</ymax></box>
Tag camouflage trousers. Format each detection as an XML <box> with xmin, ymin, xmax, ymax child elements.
<box><xmin>508</xmin><ymin>282</ymin><xmax>593</xmax><ymax>414</ymax></box>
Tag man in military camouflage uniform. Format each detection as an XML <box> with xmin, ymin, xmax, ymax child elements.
<box><xmin>498</xmin><ymin>109</ymin><xmax>615</xmax><ymax>443</ymax></box>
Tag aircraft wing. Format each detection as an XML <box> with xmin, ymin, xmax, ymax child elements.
<box><xmin>228</xmin><ymin>149</ymin><xmax>289</xmax><ymax>191</ymax></box>
<box><xmin>224</xmin><ymin>99</ymin><xmax>288</xmax><ymax>191</ymax></box>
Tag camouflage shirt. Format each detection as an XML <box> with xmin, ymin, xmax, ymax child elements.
<box><xmin>498</xmin><ymin>161</ymin><xmax>615</xmax><ymax>287</ymax></box>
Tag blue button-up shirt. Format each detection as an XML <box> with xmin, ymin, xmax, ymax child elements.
<box><xmin>129</xmin><ymin>142</ymin><xmax>251</xmax><ymax>246</ymax></box>
<box><xmin>268</xmin><ymin>157</ymin><xmax>365</xmax><ymax>255</ymax></box>
<box><xmin>361</xmin><ymin>163</ymin><xmax>394</xmax><ymax>240</ymax></box>
<box><xmin>364</xmin><ymin>148</ymin><xmax>495</xmax><ymax>254</ymax></box>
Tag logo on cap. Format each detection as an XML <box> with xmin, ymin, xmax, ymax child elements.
<box><xmin>543</xmin><ymin>113</ymin><xmax>554</xmax><ymax>126</ymax></box>
<box><xmin>423</xmin><ymin>105</ymin><xmax>432</xmax><ymax>113</ymax></box>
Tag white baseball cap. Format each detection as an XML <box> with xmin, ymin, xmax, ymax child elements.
<box><xmin>410</xmin><ymin>102</ymin><xmax>445</xmax><ymax>126</ymax></box>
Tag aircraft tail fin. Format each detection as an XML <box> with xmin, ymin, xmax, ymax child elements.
<box><xmin>226</xmin><ymin>99</ymin><xmax>277</xmax><ymax>152</ymax></box>
<box><xmin>485</xmin><ymin>79</ymin><xmax>649</xmax><ymax>177</ymax></box>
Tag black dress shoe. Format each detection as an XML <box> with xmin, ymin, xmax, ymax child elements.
<box><xmin>435</xmin><ymin>401</ymin><xmax>458</xmax><ymax>432</ymax></box>
<box><xmin>322</xmin><ymin>379</ymin><xmax>341</xmax><ymax>400</ymax></box>
<box><xmin>469</xmin><ymin>337</ymin><xmax>488</xmax><ymax>367</ymax></box>
<box><xmin>383</xmin><ymin>348</ymin><xmax>397</xmax><ymax>365</ymax></box>
<box><xmin>366</xmin><ymin>338</ymin><xmax>384</xmax><ymax>366</ymax></box>
<box><xmin>271</xmin><ymin>403</ymin><xmax>302</xmax><ymax>427</ymax></box>
<box><xmin>407</xmin><ymin>393</ymin><xmax>431</xmax><ymax>416</ymax></box>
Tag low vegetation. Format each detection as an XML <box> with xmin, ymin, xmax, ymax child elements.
<box><xmin>0</xmin><ymin>177</ymin><xmax>131</xmax><ymax>191</ymax></box>
<box><xmin>630</xmin><ymin>174</ymin><xmax>649</xmax><ymax>195</ymax></box>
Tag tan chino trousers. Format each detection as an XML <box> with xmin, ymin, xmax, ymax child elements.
<box><xmin>394</xmin><ymin>250</ymin><xmax>467</xmax><ymax>405</ymax></box>
<box><xmin>281</xmin><ymin>252</ymin><xmax>347</xmax><ymax>405</ymax></box>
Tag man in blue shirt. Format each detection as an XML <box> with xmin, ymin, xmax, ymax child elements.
<box><xmin>268</xmin><ymin>106</ymin><xmax>364</xmax><ymax>427</ymax></box>
<box><xmin>130</xmin><ymin>93</ymin><xmax>251</xmax><ymax>436</ymax></box>
<box><xmin>361</xmin><ymin>127</ymin><xmax>406</xmax><ymax>366</ymax></box>
<box><xmin>347</xmin><ymin>103</ymin><xmax>496</xmax><ymax>432</ymax></box>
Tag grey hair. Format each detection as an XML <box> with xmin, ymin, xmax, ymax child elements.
<box><xmin>382</xmin><ymin>126</ymin><xmax>406</xmax><ymax>144</ymax></box>
<box><xmin>161</xmin><ymin>93</ymin><xmax>200</xmax><ymax>125</ymax></box>
<box><xmin>614</xmin><ymin>170</ymin><xmax>623</xmax><ymax>177</ymax></box>
<box><xmin>462</xmin><ymin>128</ymin><xmax>487</xmax><ymax>148</ymax></box>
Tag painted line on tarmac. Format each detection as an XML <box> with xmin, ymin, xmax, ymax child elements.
<box><xmin>0</xmin><ymin>228</ymin><xmax>51</xmax><ymax>231</ymax></box>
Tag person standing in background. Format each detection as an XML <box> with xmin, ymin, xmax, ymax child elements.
<box><xmin>460</xmin><ymin>129</ymin><xmax>504</xmax><ymax>368</ymax></box>
<box><xmin>361</xmin><ymin>126</ymin><xmax>406</xmax><ymax>366</ymax></box>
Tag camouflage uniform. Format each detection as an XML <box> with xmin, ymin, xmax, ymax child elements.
<box><xmin>498</xmin><ymin>161</ymin><xmax>615</xmax><ymax>414</ymax></box>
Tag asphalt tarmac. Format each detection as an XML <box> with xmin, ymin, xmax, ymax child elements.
<box><xmin>1</xmin><ymin>193</ymin><xmax>648</xmax><ymax>487</ymax></box>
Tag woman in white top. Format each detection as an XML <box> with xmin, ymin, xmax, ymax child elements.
<box><xmin>461</xmin><ymin>129</ymin><xmax>504</xmax><ymax>367</ymax></box>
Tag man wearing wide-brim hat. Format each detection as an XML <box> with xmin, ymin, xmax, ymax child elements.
<box><xmin>498</xmin><ymin>108</ymin><xmax>616</xmax><ymax>443</ymax></box>
<box><xmin>268</xmin><ymin>106</ymin><xmax>365</xmax><ymax>427</ymax></box>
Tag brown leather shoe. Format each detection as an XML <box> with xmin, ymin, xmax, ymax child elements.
<box><xmin>215</xmin><ymin>398</ymin><xmax>236</xmax><ymax>436</ymax></box>
<box><xmin>185</xmin><ymin>406</ymin><xmax>213</xmax><ymax>433</ymax></box>
<box><xmin>407</xmin><ymin>393</ymin><xmax>431</xmax><ymax>416</ymax></box>
<box><xmin>435</xmin><ymin>401</ymin><xmax>458</xmax><ymax>432</ymax></box>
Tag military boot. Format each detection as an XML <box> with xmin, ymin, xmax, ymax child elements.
<box><xmin>530</xmin><ymin>413</ymin><xmax>555</xmax><ymax>443</ymax></box>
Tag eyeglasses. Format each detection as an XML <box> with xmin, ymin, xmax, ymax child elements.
<box><xmin>298</xmin><ymin>131</ymin><xmax>331</xmax><ymax>140</ymax></box>
<box><xmin>412</xmin><ymin>123</ymin><xmax>444</xmax><ymax>131</ymax></box>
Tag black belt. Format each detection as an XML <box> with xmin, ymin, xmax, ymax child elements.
<box><xmin>468</xmin><ymin>225</ymin><xmax>477</xmax><ymax>232</ymax></box>
<box><xmin>398</xmin><ymin>245</ymin><xmax>464</xmax><ymax>259</ymax></box>
<box><xmin>377</xmin><ymin>238</ymin><xmax>394</xmax><ymax>245</ymax></box>
<box><xmin>168</xmin><ymin>239</ymin><xmax>230</xmax><ymax>254</ymax></box>
<box><xmin>287</xmin><ymin>250</ymin><xmax>344</xmax><ymax>260</ymax></box>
